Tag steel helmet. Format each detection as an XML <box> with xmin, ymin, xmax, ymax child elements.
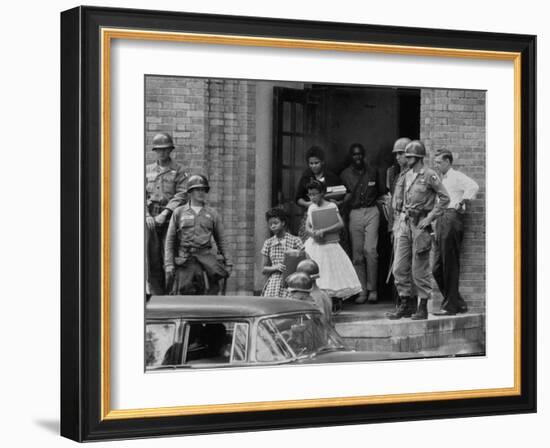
<box><xmin>186</xmin><ymin>174</ymin><xmax>210</xmax><ymax>193</ymax></box>
<box><xmin>152</xmin><ymin>132</ymin><xmax>175</xmax><ymax>151</ymax></box>
<box><xmin>404</xmin><ymin>140</ymin><xmax>427</xmax><ymax>158</ymax></box>
<box><xmin>392</xmin><ymin>137</ymin><xmax>411</xmax><ymax>153</ymax></box>
<box><xmin>296</xmin><ymin>259</ymin><xmax>320</xmax><ymax>279</ymax></box>
<box><xmin>286</xmin><ymin>272</ymin><xmax>313</xmax><ymax>292</ymax></box>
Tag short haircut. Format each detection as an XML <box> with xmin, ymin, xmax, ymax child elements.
<box><xmin>436</xmin><ymin>150</ymin><xmax>454</xmax><ymax>164</ymax></box>
<box><xmin>305</xmin><ymin>146</ymin><xmax>325</xmax><ymax>162</ymax></box>
<box><xmin>306</xmin><ymin>179</ymin><xmax>326</xmax><ymax>193</ymax></box>
<box><xmin>348</xmin><ymin>142</ymin><xmax>365</xmax><ymax>156</ymax></box>
<box><xmin>265</xmin><ymin>207</ymin><xmax>288</xmax><ymax>224</ymax></box>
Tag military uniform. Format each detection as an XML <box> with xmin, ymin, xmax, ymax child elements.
<box><xmin>164</xmin><ymin>203</ymin><xmax>230</xmax><ymax>295</ymax></box>
<box><xmin>392</xmin><ymin>167</ymin><xmax>450</xmax><ymax>302</ymax></box>
<box><xmin>145</xmin><ymin>160</ymin><xmax>189</xmax><ymax>295</ymax></box>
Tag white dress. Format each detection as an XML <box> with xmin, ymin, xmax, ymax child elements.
<box><xmin>304</xmin><ymin>201</ymin><xmax>362</xmax><ymax>299</ymax></box>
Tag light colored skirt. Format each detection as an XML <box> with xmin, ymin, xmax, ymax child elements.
<box><xmin>304</xmin><ymin>238</ymin><xmax>362</xmax><ymax>299</ymax></box>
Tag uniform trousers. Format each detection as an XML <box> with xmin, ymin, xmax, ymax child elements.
<box><xmin>392</xmin><ymin>215</ymin><xmax>433</xmax><ymax>299</ymax></box>
<box><xmin>432</xmin><ymin>209</ymin><xmax>468</xmax><ymax>313</ymax></box>
<box><xmin>146</xmin><ymin>222</ymin><xmax>168</xmax><ymax>295</ymax></box>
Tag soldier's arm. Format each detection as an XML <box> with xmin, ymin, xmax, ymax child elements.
<box><xmin>377</xmin><ymin>167</ymin><xmax>389</xmax><ymax>196</ymax></box>
<box><xmin>164</xmin><ymin>211</ymin><xmax>178</xmax><ymax>271</ymax></box>
<box><xmin>212</xmin><ymin>211</ymin><xmax>231</xmax><ymax>265</ymax></box>
<box><xmin>426</xmin><ymin>173</ymin><xmax>450</xmax><ymax>222</ymax></box>
<box><xmin>165</xmin><ymin>168</ymin><xmax>189</xmax><ymax>213</ymax></box>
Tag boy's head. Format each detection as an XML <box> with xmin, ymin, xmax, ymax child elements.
<box><xmin>286</xmin><ymin>272</ymin><xmax>313</xmax><ymax>301</ymax></box>
<box><xmin>265</xmin><ymin>207</ymin><xmax>288</xmax><ymax>235</ymax></box>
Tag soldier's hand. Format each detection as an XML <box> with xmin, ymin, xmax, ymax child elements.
<box><xmin>146</xmin><ymin>216</ymin><xmax>156</xmax><ymax>230</ymax></box>
<box><xmin>417</xmin><ymin>218</ymin><xmax>431</xmax><ymax>230</ymax></box>
<box><xmin>155</xmin><ymin>212</ymin><xmax>168</xmax><ymax>225</ymax></box>
<box><xmin>225</xmin><ymin>263</ymin><xmax>233</xmax><ymax>276</ymax></box>
<box><xmin>165</xmin><ymin>267</ymin><xmax>175</xmax><ymax>289</ymax></box>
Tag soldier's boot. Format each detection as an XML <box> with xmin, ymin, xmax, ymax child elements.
<box><xmin>387</xmin><ymin>296</ymin><xmax>411</xmax><ymax>320</ymax></box>
<box><xmin>408</xmin><ymin>297</ymin><xmax>418</xmax><ymax>316</ymax></box>
<box><xmin>411</xmin><ymin>298</ymin><xmax>428</xmax><ymax>320</ymax></box>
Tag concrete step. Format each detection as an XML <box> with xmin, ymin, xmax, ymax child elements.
<box><xmin>333</xmin><ymin>302</ymin><xmax>485</xmax><ymax>356</ymax></box>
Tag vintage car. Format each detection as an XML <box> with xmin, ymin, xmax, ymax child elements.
<box><xmin>145</xmin><ymin>295</ymin><xmax>412</xmax><ymax>371</ymax></box>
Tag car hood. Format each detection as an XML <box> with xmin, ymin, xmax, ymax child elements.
<box><xmin>294</xmin><ymin>349</ymin><xmax>419</xmax><ymax>364</ymax></box>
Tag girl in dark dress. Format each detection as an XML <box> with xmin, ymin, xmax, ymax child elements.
<box><xmin>295</xmin><ymin>146</ymin><xmax>342</xmax><ymax>241</ymax></box>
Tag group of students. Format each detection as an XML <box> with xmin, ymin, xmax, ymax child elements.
<box><xmin>260</xmin><ymin>178</ymin><xmax>363</xmax><ymax>320</ymax></box>
<box><xmin>261</xmin><ymin>137</ymin><xmax>479</xmax><ymax>322</ymax></box>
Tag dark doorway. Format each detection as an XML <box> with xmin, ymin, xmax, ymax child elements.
<box><xmin>272</xmin><ymin>84</ymin><xmax>420</xmax><ymax>302</ymax></box>
<box><xmin>273</xmin><ymin>84</ymin><xmax>420</xmax><ymax>231</ymax></box>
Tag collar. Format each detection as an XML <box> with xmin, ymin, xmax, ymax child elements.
<box><xmin>156</xmin><ymin>159</ymin><xmax>178</xmax><ymax>172</ymax></box>
<box><xmin>272</xmin><ymin>232</ymin><xmax>288</xmax><ymax>244</ymax></box>
<box><xmin>442</xmin><ymin>167</ymin><xmax>455</xmax><ymax>179</ymax></box>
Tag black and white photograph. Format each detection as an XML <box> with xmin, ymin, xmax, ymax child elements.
<box><xmin>144</xmin><ymin>75</ymin><xmax>486</xmax><ymax>370</ymax></box>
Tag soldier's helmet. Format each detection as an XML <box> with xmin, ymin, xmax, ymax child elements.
<box><xmin>392</xmin><ymin>137</ymin><xmax>411</xmax><ymax>153</ymax></box>
<box><xmin>404</xmin><ymin>140</ymin><xmax>427</xmax><ymax>158</ymax></box>
<box><xmin>186</xmin><ymin>174</ymin><xmax>210</xmax><ymax>193</ymax></box>
<box><xmin>152</xmin><ymin>132</ymin><xmax>175</xmax><ymax>151</ymax></box>
<box><xmin>286</xmin><ymin>272</ymin><xmax>313</xmax><ymax>293</ymax></box>
<box><xmin>296</xmin><ymin>259</ymin><xmax>320</xmax><ymax>279</ymax></box>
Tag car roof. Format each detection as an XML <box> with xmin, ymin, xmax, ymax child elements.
<box><xmin>146</xmin><ymin>295</ymin><xmax>320</xmax><ymax>319</ymax></box>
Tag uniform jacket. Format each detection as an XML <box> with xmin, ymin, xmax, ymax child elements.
<box><xmin>393</xmin><ymin>166</ymin><xmax>450</xmax><ymax>223</ymax></box>
<box><xmin>164</xmin><ymin>203</ymin><xmax>229</xmax><ymax>270</ymax></box>
<box><xmin>145</xmin><ymin>159</ymin><xmax>189</xmax><ymax>217</ymax></box>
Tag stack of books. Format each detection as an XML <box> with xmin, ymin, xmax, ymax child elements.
<box><xmin>324</xmin><ymin>185</ymin><xmax>347</xmax><ymax>201</ymax></box>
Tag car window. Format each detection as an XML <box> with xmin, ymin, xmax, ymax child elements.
<box><xmin>231</xmin><ymin>322</ymin><xmax>248</xmax><ymax>362</ymax></box>
<box><xmin>257</xmin><ymin>313</ymin><xmax>344</xmax><ymax>361</ymax></box>
<box><xmin>256</xmin><ymin>321</ymin><xmax>291</xmax><ymax>362</ymax></box>
<box><xmin>145</xmin><ymin>322</ymin><xmax>178</xmax><ymax>368</ymax></box>
<box><xmin>184</xmin><ymin>321</ymin><xmax>249</xmax><ymax>366</ymax></box>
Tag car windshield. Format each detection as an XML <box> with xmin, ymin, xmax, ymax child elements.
<box><xmin>256</xmin><ymin>313</ymin><xmax>345</xmax><ymax>362</ymax></box>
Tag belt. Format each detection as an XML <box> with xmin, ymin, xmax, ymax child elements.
<box><xmin>182</xmin><ymin>246</ymin><xmax>211</xmax><ymax>254</ymax></box>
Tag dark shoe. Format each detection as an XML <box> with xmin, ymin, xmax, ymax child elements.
<box><xmin>387</xmin><ymin>297</ymin><xmax>411</xmax><ymax>320</ymax></box>
<box><xmin>411</xmin><ymin>298</ymin><xmax>428</xmax><ymax>320</ymax></box>
<box><xmin>432</xmin><ymin>309</ymin><xmax>456</xmax><ymax>316</ymax></box>
<box><xmin>457</xmin><ymin>305</ymin><xmax>468</xmax><ymax>314</ymax></box>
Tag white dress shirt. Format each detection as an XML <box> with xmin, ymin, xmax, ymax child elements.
<box><xmin>441</xmin><ymin>167</ymin><xmax>479</xmax><ymax>210</ymax></box>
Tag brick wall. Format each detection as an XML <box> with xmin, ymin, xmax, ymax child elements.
<box><xmin>145</xmin><ymin>76</ymin><xmax>257</xmax><ymax>295</ymax></box>
<box><xmin>420</xmin><ymin>89</ymin><xmax>486</xmax><ymax>313</ymax></box>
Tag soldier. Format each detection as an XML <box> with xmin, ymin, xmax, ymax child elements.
<box><xmin>164</xmin><ymin>175</ymin><xmax>232</xmax><ymax>295</ymax></box>
<box><xmin>384</xmin><ymin>137</ymin><xmax>411</xmax><ymax>316</ymax></box>
<box><xmin>145</xmin><ymin>132</ymin><xmax>189</xmax><ymax>295</ymax></box>
<box><xmin>432</xmin><ymin>150</ymin><xmax>479</xmax><ymax>315</ymax></box>
<box><xmin>386</xmin><ymin>137</ymin><xmax>411</xmax><ymax>198</ymax></box>
<box><xmin>387</xmin><ymin>140</ymin><xmax>450</xmax><ymax>320</ymax></box>
<box><xmin>296</xmin><ymin>259</ymin><xmax>333</xmax><ymax>325</ymax></box>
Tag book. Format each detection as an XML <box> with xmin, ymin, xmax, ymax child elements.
<box><xmin>282</xmin><ymin>250</ymin><xmax>306</xmax><ymax>281</ymax></box>
<box><xmin>324</xmin><ymin>184</ymin><xmax>347</xmax><ymax>201</ymax></box>
<box><xmin>311</xmin><ymin>207</ymin><xmax>340</xmax><ymax>243</ymax></box>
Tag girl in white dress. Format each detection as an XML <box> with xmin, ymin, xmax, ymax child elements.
<box><xmin>303</xmin><ymin>180</ymin><xmax>362</xmax><ymax>300</ymax></box>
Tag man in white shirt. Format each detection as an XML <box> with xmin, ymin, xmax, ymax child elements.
<box><xmin>432</xmin><ymin>150</ymin><xmax>480</xmax><ymax>315</ymax></box>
